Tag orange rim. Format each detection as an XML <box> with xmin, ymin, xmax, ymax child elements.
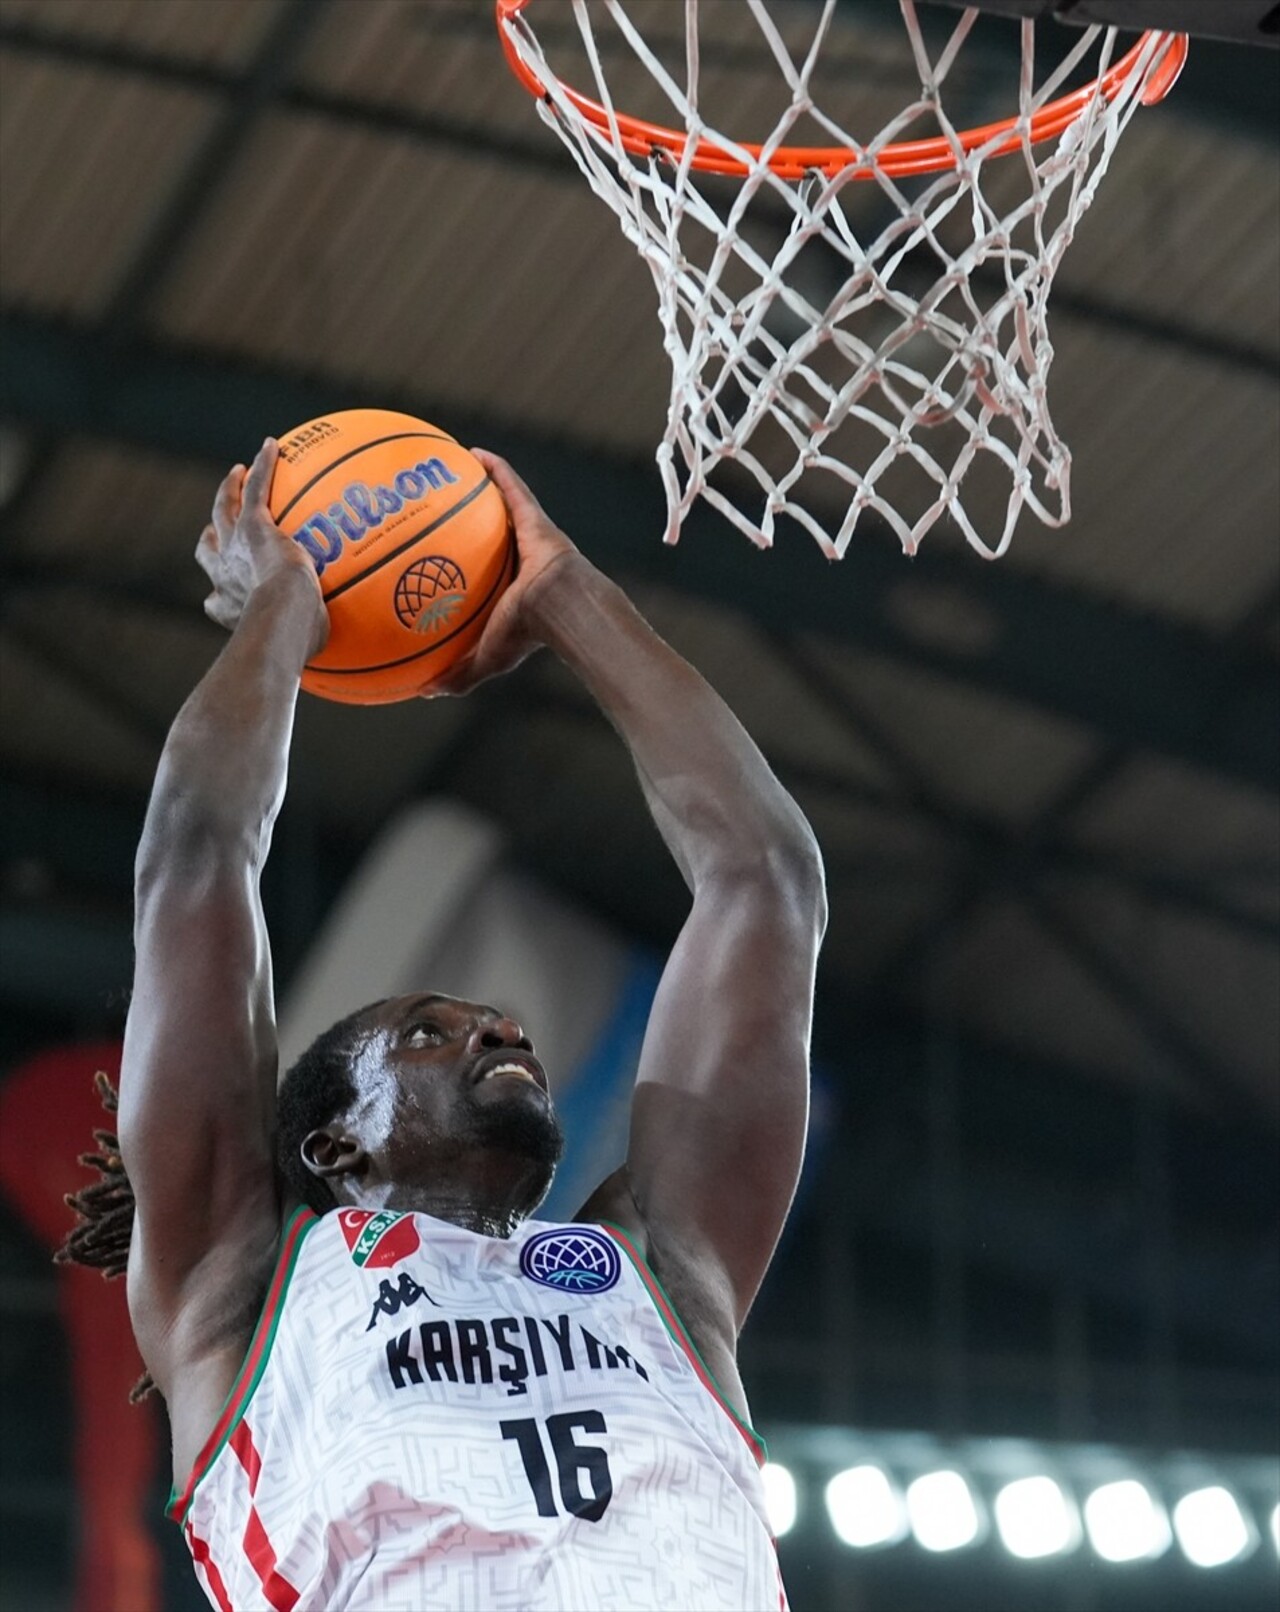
<box><xmin>497</xmin><ymin>1</ymin><xmax>1187</xmax><ymax>181</ymax></box>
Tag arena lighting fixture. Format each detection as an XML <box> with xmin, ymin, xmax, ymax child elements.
<box><xmin>768</xmin><ymin>1425</ymin><xmax>1279</xmax><ymax>1564</ymax></box>
<box><xmin>761</xmin><ymin>1463</ymin><xmax>797</xmax><ymax>1537</ymax></box>
<box><xmin>1082</xmin><ymin>1479</ymin><xmax>1172</xmax><ymax>1563</ymax></box>
<box><xmin>993</xmin><ymin>1475</ymin><xmax>1081</xmax><ymax>1560</ymax></box>
<box><xmin>825</xmin><ymin>1464</ymin><xmax>908</xmax><ymax>1548</ymax></box>
<box><xmin>905</xmin><ymin>1469</ymin><xmax>982</xmax><ymax>1552</ymax></box>
<box><xmin>1172</xmin><ymin>1486</ymin><xmax>1255</xmax><ymax>1568</ymax></box>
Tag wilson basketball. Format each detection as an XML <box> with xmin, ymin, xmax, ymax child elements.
<box><xmin>268</xmin><ymin>409</ymin><xmax>514</xmax><ymax>703</ymax></box>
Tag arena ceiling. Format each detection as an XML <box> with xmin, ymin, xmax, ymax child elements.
<box><xmin>0</xmin><ymin>0</ymin><xmax>1277</xmax><ymax>1515</ymax></box>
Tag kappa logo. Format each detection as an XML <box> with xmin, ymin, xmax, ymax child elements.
<box><xmin>519</xmin><ymin>1228</ymin><xmax>621</xmax><ymax>1295</ymax></box>
<box><xmin>338</xmin><ymin>1208</ymin><xmax>420</xmax><ymax>1269</ymax></box>
<box><xmin>366</xmin><ymin>1271</ymin><xmax>438</xmax><ymax>1331</ymax></box>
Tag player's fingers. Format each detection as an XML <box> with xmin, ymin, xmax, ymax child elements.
<box><xmin>242</xmin><ymin>437</ymin><xmax>279</xmax><ymax>513</ymax></box>
<box><xmin>203</xmin><ymin>593</ymin><xmax>236</xmax><ymax>632</ymax></box>
<box><xmin>422</xmin><ymin>655</ymin><xmax>476</xmax><ymax>698</ymax></box>
<box><xmin>212</xmin><ymin>464</ymin><xmax>247</xmax><ymax>543</ymax></box>
<box><xmin>195</xmin><ymin>522</ymin><xmax>218</xmax><ymax>574</ymax></box>
<box><xmin>471</xmin><ymin>449</ymin><xmax>545</xmax><ymax>527</ymax></box>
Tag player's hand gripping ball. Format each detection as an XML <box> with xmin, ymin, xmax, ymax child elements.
<box><xmin>268</xmin><ymin>410</ymin><xmax>515</xmax><ymax>703</ymax></box>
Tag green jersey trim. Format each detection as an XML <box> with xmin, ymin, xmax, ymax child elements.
<box><xmin>600</xmin><ymin>1221</ymin><xmax>768</xmax><ymax>1466</ymax></box>
<box><xmin>166</xmin><ymin>1205</ymin><xmax>317</xmax><ymax>1525</ymax></box>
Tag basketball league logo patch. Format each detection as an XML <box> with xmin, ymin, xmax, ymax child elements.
<box><xmin>519</xmin><ymin>1227</ymin><xmax>621</xmax><ymax>1294</ymax></box>
<box><xmin>338</xmin><ymin>1208</ymin><xmax>420</xmax><ymax>1269</ymax></box>
<box><xmin>394</xmin><ymin>556</ymin><xmax>467</xmax><ymax>634</ymax></box>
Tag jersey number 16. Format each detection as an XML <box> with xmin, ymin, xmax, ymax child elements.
<box><xmin>501</xmin><ymin>1412</ymin><xmax>613</xmax><ymax>1523</ymax></box>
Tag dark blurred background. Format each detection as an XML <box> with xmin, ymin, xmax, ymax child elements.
<box><xmin>0</xmin><ymin>2</ymin><xmax>1276</xmax><ymax>1609</ymax></box>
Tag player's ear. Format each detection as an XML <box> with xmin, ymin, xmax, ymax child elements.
<box><xmin>301</xmin><ymin>1127</ymin><xmax>367</xmax><ymax>1180</ymax></box>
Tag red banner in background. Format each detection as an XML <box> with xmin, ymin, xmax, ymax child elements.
<box><xmin>0</xmin><ymin>1041</ymin><xmax>161</xmax><ymax>1612</ymax></box>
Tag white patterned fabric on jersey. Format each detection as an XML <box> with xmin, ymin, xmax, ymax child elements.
<box><xmin>169</xmin><ymin>1206</ymin><xmax>788</xmax><ymax>1612</ymax></box>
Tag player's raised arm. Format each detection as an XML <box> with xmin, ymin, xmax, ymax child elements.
<box><xmin>117</xmin><ymin>440</ymin><xmax>328</xmax><ymax>1479</ymax></box>
<box><xmin>469</xmin><ymin>453</ymin><xmax>826</xmax><ymax>1389</ymax></box>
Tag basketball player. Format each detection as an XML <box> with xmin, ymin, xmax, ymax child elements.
<box><xmin>63</xmin><ymin>438</ymin><xmax>826</xmax><ymax>1611</ymax></box>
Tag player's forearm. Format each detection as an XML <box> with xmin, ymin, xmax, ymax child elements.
<box><xmin>529</xmin><ymin>557</ymin><xmax>822</xmax><ymax>891</ymax></box>
<box><xmin>139</xmin><ymin>572</ymin><xmax>319</xmax><ymax>869</ymax></box>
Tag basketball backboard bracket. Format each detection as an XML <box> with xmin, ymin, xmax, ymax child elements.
<box><xmin>927</xmin><ymin>0</ymin><xmax>1278</xmax><ymax>48</ymax></box>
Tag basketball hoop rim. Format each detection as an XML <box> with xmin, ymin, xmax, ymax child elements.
<box><xmin>496</xmin><ymin>0</ymin><xmax>1187</xmax><ymax>180</ymax></box>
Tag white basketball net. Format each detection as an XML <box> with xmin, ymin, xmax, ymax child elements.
<box><xmin>500</xmin><ymin>1</ymin><xmax>1182</xmax><ymax>559</ymax></box>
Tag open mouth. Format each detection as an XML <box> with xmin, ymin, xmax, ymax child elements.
<box><xmin>472</xmin><ymin>1052</ymin><xmax>547</xmax><ymax>1092</ymax></box>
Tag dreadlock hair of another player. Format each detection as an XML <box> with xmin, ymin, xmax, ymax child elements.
<box><xmin>57</xmin><ymin>1002</ymin><xmax>382</xmax><ymax>1402</ymax></box>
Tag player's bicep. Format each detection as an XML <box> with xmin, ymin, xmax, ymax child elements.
<box><xmin>625</xmin><ymin>863</ymin><xmax>824</xmax><ymax>1329</ymax></box>
<box><xmin>118</xmin><ymin>851</ymin><xmax>281</xmax><ymax>1331</ymax></box>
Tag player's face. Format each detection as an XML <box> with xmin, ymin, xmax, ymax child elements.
<box><xmin>345</xmin><ymin>993</ymin><xmax>563</xmax><ymax>1213</ymax></box>
<box><xmin>388</xmin><ymin>991</ymin><xmax>547</xmax><ymax>1103</ymax></box>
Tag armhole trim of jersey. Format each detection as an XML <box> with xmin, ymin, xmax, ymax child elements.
<box><xmin>599</xmin><ymin>1220</ymin><xmax>767</xmax><ymax>1467</ymax></box>
<box><xmin>166</xmin><ymin>1205</ymin><xmax>317</xmax><ymax>1526</ymax></box>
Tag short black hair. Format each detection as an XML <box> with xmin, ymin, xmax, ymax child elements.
<box><xmin>275</xmin><ymin>1001</ymin><xmax>386</xmax><ymax>1214</ymax></box>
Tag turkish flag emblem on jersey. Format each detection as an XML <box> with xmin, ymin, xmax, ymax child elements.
<box><xmin>338</xmin><ymin>1208</ymin><xmax>421</xmax><ymax>1268</ymax></box>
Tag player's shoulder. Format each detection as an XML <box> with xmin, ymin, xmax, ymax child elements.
<box><xmin>573</xmin><ymin>1164</ymin><xmax>647</xmax><ymax>1252</ymax></box>
<box><xmin>574</xmin><ymin>1166</ymin><xmax>743</xmax><ymax>1390</ymax></box>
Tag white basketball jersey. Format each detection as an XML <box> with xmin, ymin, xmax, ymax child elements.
<box><xmin>170</xmin><ymin>1206</ymin><xmax>788</xmax><ymax>1612</ymax></box>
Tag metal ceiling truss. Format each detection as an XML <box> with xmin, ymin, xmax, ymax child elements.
<box><xmin>0</xmin><ymin>615</ymin><xmax>173</xmax><ymax>756</ymax></box>
<box><xmin>1025</xmin><ymin>883</ymin><xmax>1263</xmax><ymax>1115</ymax></box>
<box><xmin>758</xmin><ymin>629</ymin><xmax>1275</xmax><ymax>1114</ymax></box>
<box><xmin>837</xmin><ymin>607</ymin><xmax>1277</xmax><ymax>1080</ymax></box>
<box><xmin>0</xmin><ymin>0</ymin><xmax>333</xmax><ymax>542</ymax></box>
<box><xmin>461</xmin><ymin>675</ymin><xmax>1280</xmax><ymax>951</ymax></box>
<box><xmin>1</xmin><ymin>12</ymin><xmax>1277</xmax><ymax>381</ymax></box>
<box><xmin>0</xmin><ymin>13</ymin><xmax>571</xmax><ymax>177</ymax></box>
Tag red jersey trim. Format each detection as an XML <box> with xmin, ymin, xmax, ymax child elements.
<box><xmin>599</xmin><ymin>1221</ymin><xmax>768</xmax><ymax>1467</ymax></box>
<box><xmin>186</xmin><ymin>1521</ymin><xmax>234</xmax><ymax>1612</ymax></box>
<box><xmin>232</xmin><ymin>1421</ymin><xmax>300</xmax><ymax>1612</ymax></box>
<box><xmin>167</xmin><ymin>1205</ymin><xmax>317</xmax><ymax>1525</ymax></box>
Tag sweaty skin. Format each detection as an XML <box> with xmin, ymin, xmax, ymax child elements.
<box><xmin>119</xmin><ymin>440</ymin><xmax>826</xmax><ymax>1489</ymax></box>
<box><xmin>302</xmin><ymin>993</ymin><xmax>564</xmax><ymax>1238</ymax></box>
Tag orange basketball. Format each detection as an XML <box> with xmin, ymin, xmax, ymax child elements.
<box><xmin>268</xmin><ymin>409</ymin><xmax>514</xmax><ymax>704</ymax></box>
